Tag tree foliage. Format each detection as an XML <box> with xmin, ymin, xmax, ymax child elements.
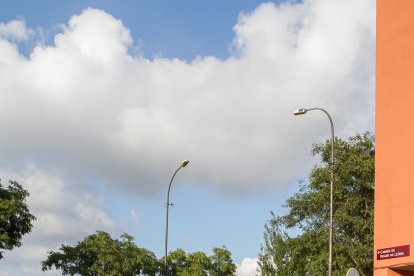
<box><xmin>161</xmin><ymin>247</ymin><xmax>237</xmax><ymax>276</ymax></box>
<box><xmin>42</xmin><ymin>231</ymin><xmax>159</xmax><ymax>275</ymax></box>
<box><xmin>258</xmin><ymin>133</ymin><xmax>374</xmax><ymax>276</ymax></box>
<box><xmin>0</xmin><ymin>180</ymin><xmax>36</xmax><ymax>259</ymax></box>
<box><xmin>42</xmin><ymin>230</ymin><xmax>236</xmax><ymax>276</ymax></box>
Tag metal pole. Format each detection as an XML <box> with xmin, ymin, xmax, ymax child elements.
<box><xmin>164</xmin><ymin>160</ymin><xmax>189</xmax><ymax>276</ymax></box>
<box><xmin>294</xmin><ymin>107</ymin><xmax>334</xmax><ymax>275</ymax></box>
<box><xmin>307</xmin><ymin>108</ymin><xmax>334</xmax><ymax>276</ymax></box>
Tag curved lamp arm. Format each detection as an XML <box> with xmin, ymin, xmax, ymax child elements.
<box><xmin>164</xmin><ymin>159</ymin><xmax>189</xmax><ymax>275</ymax></box>
<box><xmin>294</xmin><ymin>107</ymin><xmax>334</xmax><ymax>276</ymax></box>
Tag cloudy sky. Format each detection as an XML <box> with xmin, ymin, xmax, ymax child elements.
<box><xmin>0</xmin><ymin>0</ymin><xmax>375</xmax><ymax>275</ymax></box>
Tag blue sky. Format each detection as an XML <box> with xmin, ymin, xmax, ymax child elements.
<box><xmin>0</xmin><ymin>0</ymin><xmax>375</xmax><ymax>275</ymax></box>
<box><xmin>1</xmin><ymin>0</ymin><xmax>291</xmax><ymax>59</ymax></box>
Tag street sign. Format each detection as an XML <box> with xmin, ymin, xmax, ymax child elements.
<box><xmin>377</xmin><ymin>245</ymin><xmax>410</xmax><ymax>260</ymax></box>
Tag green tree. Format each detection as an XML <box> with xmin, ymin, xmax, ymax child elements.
<box><xmin>162</xmin><ymin>247</ymin><xmax>236</xmax><ymax>276</ymax></box>
<box><xmin>41</xmin><ymin>231</ymin><xmax>159</xmax><ymax>275</ymax></box>
<box><xmin>258</xmin><ymin>133</ymin><xmax>374</xmax><ymax>276</ymax></box>
<box><xmin>209</xmin><ymin>247</ymin><xmax>237</xmax><ymax>276</ymax></box>
<box><xmin>0</xmin><ymin>180</ymin><xmax>36</xmax><ymax>259</ymax></box>
<box><xmin>163</xmin><ymin>248</ymin><xmax>187</xmax><ymax>275</ymax></box>
<box><xmin>182</xmin><ymin>251</ymin><xmax>211</xmax><ymax>275</ymax></box>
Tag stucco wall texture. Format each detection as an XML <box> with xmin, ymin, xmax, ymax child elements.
<box><xmin>375</xmin><ymin>0</ymin><xmax>414</xmax><ymax>275</ymax></box>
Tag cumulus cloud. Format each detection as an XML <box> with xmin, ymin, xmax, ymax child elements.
<box><xmin>236</xmin><ymin>257</ymin><xmax>259</xmax><ymax>276</ymax></box>
<box><xmin>0</xmin><ymin>0</ymin><xmax>375</xmax><ymax>274</ymax></box>
<box><xmin>0</xmin><ymin>1</ymin><xmax>375</xmax><ymax>197</ymax></box>
<box><xmin>0</xmin><ymin>19</ymin><xmax>32</xmax><ymax>41</ymax></box>
<box><xmin>0</xmin><ymin>167</ymin><xmax>114</xmax><ymax>275</ymax></box>
<box><xmin>23</xmin><ymin>167</ymin><xmax>113</xmax><ymax>239</ymax></box>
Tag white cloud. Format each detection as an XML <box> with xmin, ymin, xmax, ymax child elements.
<box><xmin>23</xmin><ymin>167</ymin><xmax>114</xmax><ymax>239</ymax></box>
<box><xmin>0</xmin><ymin>167</ymin><xmax>114</xmax><ymax>275</ymax></box>
<box><xmin>0</xmin><ymin>19</ymin><xmax>32</xmax><ymax>41</ymax></box>
<box><xmin>0</xmin><ymin>1</ymin><xmax>374</xmax><ymax>194</ymax></box>
<box><xmin>0</xmin><ymin>0</ymin><xmax>375</xmax><ymax>274</ymax></box>
<box><xmin>236</xmin><ymin>257</ymin><xmax>259</xmax><ymax>276</ymax></box>
<box><xmin>53</xmin><ymin>8</ymin><xmax>132</xmax><ymax>63</ymax></box>
<box><xmin>130</xmin><ymin>207</ymin><xmax>141</xmax><ymax>228</ymax></box>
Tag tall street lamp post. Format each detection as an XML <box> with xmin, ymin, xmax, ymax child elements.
<box><xmin>294</xmin><ymin>107</ymin><xmax>334</xmax><ymax>276</ymax></box>
<box><xmin>164</xmin><ymin>159</ymin><xmax>189</xmax><ymax>276</ymax></box>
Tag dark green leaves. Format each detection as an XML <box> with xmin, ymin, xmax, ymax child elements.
<box><xmin>259</xmin><ymin>133</ymin><xmax>374</xmax><ymax>276</ymax></box>
<box><xmin>161</xmin><ymin>247</ymin><xmax>236</xmax><ymax>276</ymax></box>
<box><xmin>42</xmin><ymin>231</ymin><xmax>236</xmax><ymax>275</ymax></box>
<box><xmin>0</xmin><ymin>180</ymin><xmax>36</xmax><ymax>259</ymax></box>
<box><xmin>41</xmin><ymin>231</ymin><xmax>159</xmax><ymax>275</ymax></box>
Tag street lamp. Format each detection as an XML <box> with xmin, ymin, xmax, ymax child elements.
<box><xmin>164</xmin><ymin>159</ymin><xmax>190</xmax><ymax>276</ymax></box>
<box><xmin>293</xmin><ymin>107</ymin><xmax>334</xmax><ymax>276</ymax></box>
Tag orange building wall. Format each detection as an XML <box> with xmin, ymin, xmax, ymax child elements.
<box><xmin>375</xmin><ymin>0</ymin><xmax>414</xmax><ymax>275</ymax></box>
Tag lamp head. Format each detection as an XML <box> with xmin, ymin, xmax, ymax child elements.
<box><xmin>181</xmin><ymin>160</ymin><xmax>189</xmax><ymax>167</ymax></box>
<box><xmin>293</xmin><ymin>108</ymin><xmax>308</xmax><ymax>115</ymax></box>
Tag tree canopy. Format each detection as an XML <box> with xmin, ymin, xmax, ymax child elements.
<box><xmin>258</xmin><ymin>133</ymin><xmax>375</xmax><ymax>276</ymax></box>
<box><xmin>162</xmin><ymin>247</ymin><xmax>236</xmax><ymax>276</ymax></box>
<box><xmin>42</xmin><ymin>230</ymin><xmax>236</xmax><ymax>276</ymax></box>
<box><xmin>0</xmin><ymin>180</ymin><xmax>36</xmax><ymax>259</ymax></box>
<box><xmin>42</xmin><ymin>231</ymin><xmax>159</xmax><ymax>275</ymax></box>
